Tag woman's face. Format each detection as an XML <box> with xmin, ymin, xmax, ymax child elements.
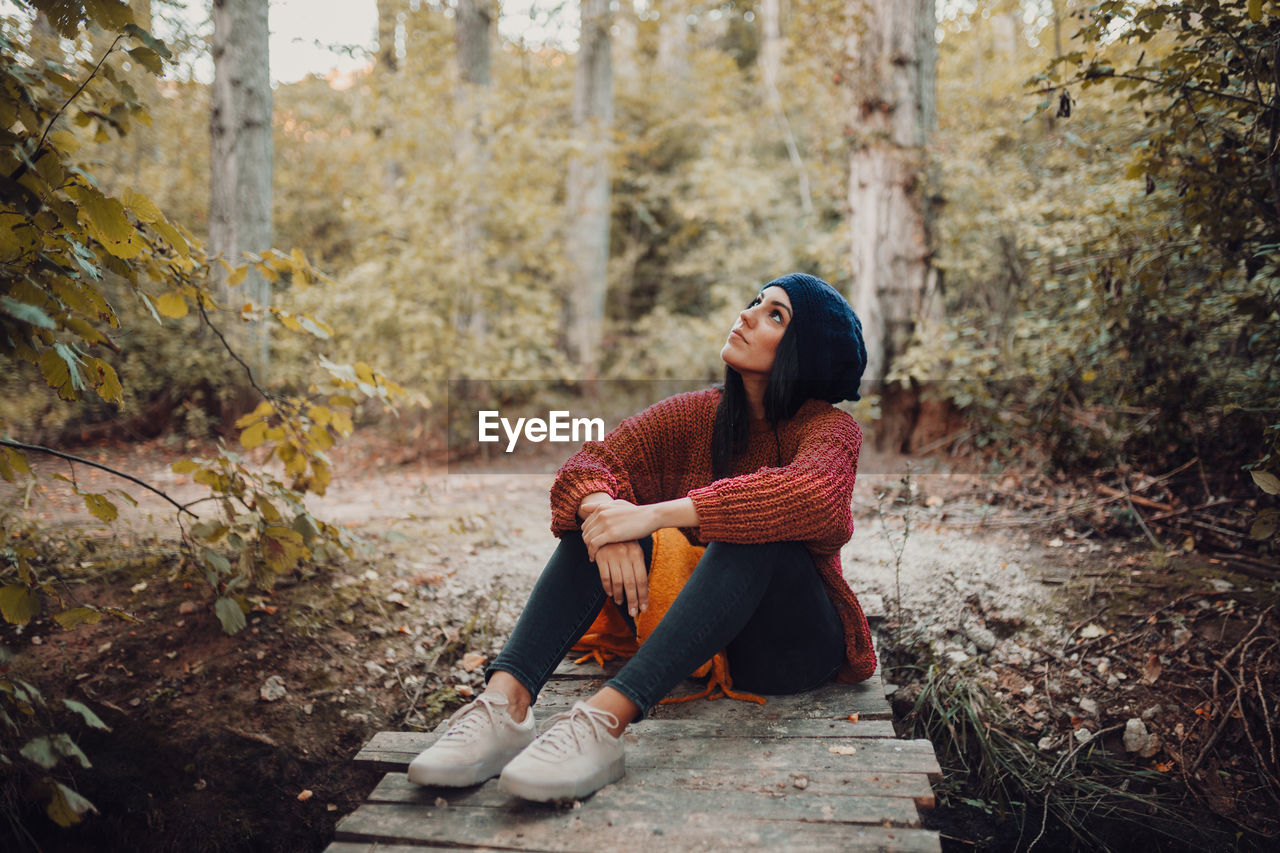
<box><xmin>720</xmin><ymin>285</ymin><xmax>793</xmax><ymax>380</ymax></box>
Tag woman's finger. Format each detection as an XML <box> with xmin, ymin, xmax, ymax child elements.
<box><xmin>630</xmin><ymin>546</ymin><xmax>649</xmax><ymax>614</ymax></box>
<box><xmin>596</xmin><ymin>557</ymin><xmax>613</xmax><ymax>598</ymax></box>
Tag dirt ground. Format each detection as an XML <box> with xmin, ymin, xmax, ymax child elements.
<box><xmin>2</xmin><ymin>434</ymin><xmax>1276</xmax><ymax>851</ymax></box>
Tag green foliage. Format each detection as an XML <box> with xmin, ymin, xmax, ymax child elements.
<box><xmin>902</xmin><ymin>1</ymin><xmax>1280</xmax><ymax>528</ymax></box>
<box><xmin>1</xmin><ymin>1</ymin><xmax>405</xmax><ymax>831</ymax></box>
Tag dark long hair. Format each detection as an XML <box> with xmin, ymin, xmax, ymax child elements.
<box><xmin>711</xmin><ymin>318</ymin><xmax>803</xmax><ymax>479</ymax></box>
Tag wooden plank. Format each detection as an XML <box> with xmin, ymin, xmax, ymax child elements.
<box><xmin>354</xmin><ymin>730</ymin><xmax>940</xmax><ymax>777</ymax></box>
<box><xmin>335</xmin><ymin>802</ymin><xmax>942</xmax><ymax>852</ymax></box>
<box><xmin>373</xmin><ymin>765</ymin><xmax>935</xmax><ymax>809</ymax></box>
<box><xmin>532</xmin><ymin>677</ymin><xmax>893</xmax><ymax>721</ymax></box>
<box><xmin>366</xmin><ymin>771</ymin><xmax>923</xmax><ymax>826</ymax></box>
<box><xmin>325</xmin><ymin>842</ymin><xmax>471</xmax><ymax>853</ymax></box>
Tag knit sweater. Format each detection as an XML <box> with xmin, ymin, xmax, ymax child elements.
<box><xmin>550</xmin><ymin>387</ymin><xmax>877</xmax><ymax>684</ymax></box>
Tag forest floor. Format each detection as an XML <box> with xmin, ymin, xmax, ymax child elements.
<box><xmin>1</xmin><ymin>430</ymin><xmax>1276</xmax><ymax>852</ymax></box>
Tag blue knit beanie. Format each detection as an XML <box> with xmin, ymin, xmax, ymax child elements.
<box><xmin>765</xmin><ymin>272</ymin><xmax>867</xmax><ymax>403</ymax></box>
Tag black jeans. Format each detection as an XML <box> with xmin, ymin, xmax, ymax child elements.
<box><xmin>486</xmin><ymin>530</ymin><xmax>845</xmax><ymax>719</ymax></box>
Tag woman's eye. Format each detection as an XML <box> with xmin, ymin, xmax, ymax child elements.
<box><xmin>771</xmin><ymin>310</ymin><xmax>783</xmax><ymax>323</ymax></box>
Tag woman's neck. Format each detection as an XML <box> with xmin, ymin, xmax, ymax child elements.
<box><xmin>742</xmin><ymin>376</ymin><xmax>768</xmax><ymax>421</ymax></box>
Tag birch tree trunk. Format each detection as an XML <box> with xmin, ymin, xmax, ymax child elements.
<box><xmin>656</xmin><ymin>0</ymin><xmax>689</xmax><ymax>78</ymax></box>
<box><xmin>565</xmin><ymin>0</ymin><xmax>613</xmax><ymax>377</ymax></box>
<box><xmin>210</xmin><ymin>0</ymin><xmax>273</xmax><ymax>381</ymax></box>
<box><xmin>759</xmin><ymin>0</ymin><xmax>812</xmax><ymax>216</ymax></box>
<box><xmin>454</xmin><ymin>0</ymin><xmax>493</xmax><ymax>339</ymax></box>
<box><xmin>846</xmin><ymin>0</ymin><xmax>938</xmax><ymax>389</ymax></box>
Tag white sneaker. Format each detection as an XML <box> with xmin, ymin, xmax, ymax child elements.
<box><xmin>407</xmin><ymin>693</ymin><xmax>536</xmax><ymax>787</ymax></box>
<box><xmin>498</xmin><ymin>701</ymin><xmax>625</xmax><ymax>802</ymax></box>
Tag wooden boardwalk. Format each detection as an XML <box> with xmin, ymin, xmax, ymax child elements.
<box><xmin>331</xmin><ymin>654</ymin><xmax>942</xmax><ymax>852</ymax></box>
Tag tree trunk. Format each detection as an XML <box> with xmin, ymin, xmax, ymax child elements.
<box><xmin>565</xmin><ymin>0</ymin><xmax>613</xmax><ymax>377</ymax></box>
<box><xmin>759</xmin><ymin>0</ymin><xmax>812</xmax><ymax>216</ymax></box>
<box><xmin>377</xmin><ymin>0</ymin><xmax>400</xmax><ymax>72</ymax></box>
<box><xmin>456</xmin><ymin>0</ymin><xmax>491</xmax><ymax>87</ymax></box>
<box><xmin>210</xmin><ymin>0</ymin><xmax>273</xmax><ymax>382</ymax></box>
<box><xmin>454</xmin><ymin>0</ymin><xmax>493</xmax><ymax>340</ymax></box>
<box><xmin>656</xmin><ymin>0</ymin><xmax>689</xmax><ymax>78</ymax></box>
<box><xmin>846</xmin><ymin>0</ymin><xmax>939</xmax><ymax>391</ymax></box>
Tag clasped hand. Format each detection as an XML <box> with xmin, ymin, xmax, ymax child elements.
<box><xmin>581</xmin><ymin>499</ymin><xmax>656</xmax><ymax>617</ymax></box>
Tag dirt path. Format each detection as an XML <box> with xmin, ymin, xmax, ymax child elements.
<box><xmin>4</xmin><ymin>437</ymin><xmax>1196</xmax><ymax>852</ymax></box>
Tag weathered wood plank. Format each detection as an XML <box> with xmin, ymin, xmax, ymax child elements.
<box><xmin>354</xmin><ymin>729</ymin><xmax>939</xmax><ymax>777</ymax></box>
<box><xmin>335</xmin><ymin>801</ymin><xmax>942</xmax><ymax>852</ymax></box>
<box><xmin>533</xmin><ymin>676</ymin><xmax>893</xmax><ymax>720</ymax></box>
<box><xmin>325</xmin><ymin>843</ymin><xmax>471</xmax><ymax>853</ymax></box>
<box><xmin>366</xmin><ymin>771</ymin><xmax>923</xmax><ymax>826</ymax></box>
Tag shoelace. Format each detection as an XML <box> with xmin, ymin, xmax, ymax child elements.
<box><xmin>438</xmin><ymin>695</ymin><xmax>505</xmax><ymax>745</ymax></box>
<box><xmin>525</xmin><ymin>704</ymin><xmax>618</xmax><ymax>760</ymax></box>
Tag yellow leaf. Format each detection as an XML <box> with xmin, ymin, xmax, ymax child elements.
<box><xmin>228</xmin><ymin>265</ymin><xmax>249</xmax><ymax>288</ymax></box>
<box><xmin>308</xmin><ymin>405</ymin><xmax>332</xmax><ymax>427</ymax></box>
<box><xmin>84</xmin><ymin>357</ymin><xmax>123</xmax><ymax>404</ymax></box>
<box><xmin>0</xmin><ymin>585</ymin><xmax>40</xmax><ymax>625</ymax></box>
<box><xmin>234</xmin><ymin>401</ymin><xmax>275</xmax><ymax>429</ymax></box>
<box><xmin>355</xmin><ymin>362</ymin><xmax>376</xmax><ymax>385</ymax></box>
<box><xmin>240</xmin><ymin>421</ymin><xmax>269</xmax><ymax>450</ymax></box>
<box><xmin>153</xmin><ymin>220</ymin><xmax>189</xmax><ymax>257</ymax></box>
<box><xmin>54</xmin><ymin>607</ymin><xmax>104</xmax><ymax>629</ymax></box>
<box><xmin>1249</xmin><ymin>0</ymin><xmax>1262</xmax><ymax>21</ymax></box>
<box><xmin>39</xmin><ymin>349</ymin><xmax>76</xmax><ymax>401</ymax></box>
<box><xmin>82</xmin><ymin>493</ymin><xmax>118</xmax><ymax>522</ymax></box>
<box><xmin>48</xmin><ymin>130</ymin><xmax>79</xmax><ymax>155</ymax></box>
<box><xmin>257</xmin><ymin>496</ymin><xmax>282</xmax><ymax>524</ymax></box>
<box><xmin>2</xmin><ymin>447</ymin><xmax>32</xmax><ymax>480</ymax></box>
<box><xmin>122</xmin><ymin>187</ymin><xmax>162</xmax><ymax>224</ymax></box>
<box><xmin>154</xmin><ymin>291</ymin><xmax>188</xmax><ymax>319</ymax></box>
<box><xmin>331</xmin><ymin>410</ymin><xmax>354</xmax><ymax>436</ymax></box>
<box><xmin>171</xmin><ymin>459</ymin><xmax>200</xmax><ymax>474</ymax></box>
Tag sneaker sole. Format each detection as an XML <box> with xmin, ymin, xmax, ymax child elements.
<box><xmin>497</xmin><ymin>756</ymin><xmax>625</xmax><ymax>802</ymax></box>
<box><xmin>407</xmin><ymin>746</ymin><xmax>527</xmax><ymax>788</ymax></box>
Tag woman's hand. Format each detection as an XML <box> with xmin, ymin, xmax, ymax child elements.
<box><xmin>581</xmin><ymin>499</ymin><xmax>657</xmax><ymax>561</ymax></box>
<box><xmin>594</xmin><ymin>540</ymin><xmax>648</xmax><ymax>616</ymax></box>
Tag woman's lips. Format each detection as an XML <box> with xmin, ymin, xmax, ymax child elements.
<box><xmin>730</xmin><ymin>328</ymin><xmax>746</xmax><ymax>342</ymax></box>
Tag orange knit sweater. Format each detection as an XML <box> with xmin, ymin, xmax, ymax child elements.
<box><xmin>550</xmin><ymin>387</ymin><xmax>877</xmax><ymax>684</ymax></box>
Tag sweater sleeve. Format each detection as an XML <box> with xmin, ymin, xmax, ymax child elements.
<box><xmin>687</xmin><ymin>410</ymin><xmax>861</xmax><ymax>555</ymax></box>
<box><xmin>548</xmin><ymin>391</ymin><xmax>709</xmax><ymax>536</ymax></box>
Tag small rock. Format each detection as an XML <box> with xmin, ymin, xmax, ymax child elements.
<box><xmin>385</xmin><ymin>592</ymin><xmax>407</xmax><ymax>607</ymax></box>
<box><xmin>297</xmin><ymin>790</ymin><xmax>313</xmax><ymax>802</ymax></box>
<box><xmin>434</xmin><ymin>796</ymin><xmax>448</xmax><ymax>807</ymax></box>
<box><xmin>945</xmin><ymin>650</ymin><xmax>969</xmax><ymax>665</ymax></box>
<box><xmin>1073</xmin><ymin>728</ymin><xmax>1094</xmax><ymax>745</ymax></box>
<box><xmin>1123</xmin><ymin>718</ymin><xmax>1151</xmax><ymax>754</ymax></box>
<box><xmin>384</xmin><ymin>647</ymin><xmax>397</xmax><ymax>663</ymax></box>
<box><xmin>1078</xmin><ymin>697</ymin><xmax>1099</xmax><ymax>716</ymax></box>
<box><xmin>365</xmin><ymin>662</ymin><xmax>388</xmax><ymax>677</ymax></box>
<box><xmin>1037</xmin><ymin>736</ymin><xmax>1056</xmax><ymax>751</ymax></box>
<box><xmin>98</xmin><ymin>642</ymin><xmax>112</xmax><ymax>654</ymax></box>
<box><xmin>1142</xmin><ymin>704</ymin><xmax>1162</xmax><ymax>720</ymax></box>
<box><xmin>30</xmin><ymin>636</ymin><xmax>42</xmax><ymax>645</ymax></box>
<box><xmin>369</xmin><ymin>625</ymin><xmax>389</xmax><ymax>638</ymax></box>
<box><xmin>179</xmin><ymin>601</ymin><xmax>200</xmax><ymax>615</ymax></box>
<box><xmin>792</xmin><ymin>774</ymin><xmax>809</xmax><ymax>790</ymax></box>
<box><xmin>392</xmin><ymin>579</ymin><xmax>412</xmax><ymax>594</ymax></box>
<box><xmin>260</xmin><ymin>675</ymin><xmax>287</xmax><ymax>702</ymax></box>
<box><xmin>1078</xmin><ymin>623</ymin><xmax>1106</xmax><ymax>639</ymax></box>
<box><xmin>964</xmin><ymin>623</ymin><xmax>997</xmax><ymax>653</ymax></box>
<box><xmin>302</xmin><ymin>703</ymin><xmax>314</xmax><ymax>716</ymax></box>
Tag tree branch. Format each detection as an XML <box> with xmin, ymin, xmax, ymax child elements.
<box><xmin>0</xmin><ymin>438</ymin><xmax>196</xmax><ymax>516</ymax></box>
<box><xmin>8</xmin><ymin>34</ymin><xmax>125</xmax><ymax>185</ymax></box>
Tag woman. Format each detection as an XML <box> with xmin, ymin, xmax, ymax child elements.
<box><xmin>407</xmin><ymin>272</ymin><xmax>877</xmax><ymax>802</ymax></box>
